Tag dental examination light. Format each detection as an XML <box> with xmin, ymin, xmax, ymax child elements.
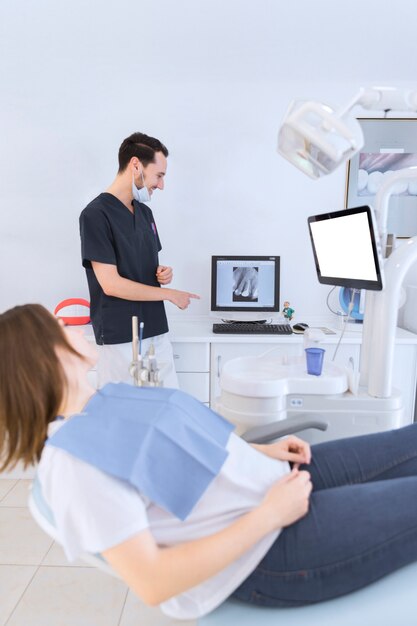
<box><xmin>278</xmin><ymin>86</ymin><xmax>417</xmax><ymax>399</ymax></box>
<box><xmin>278</xmin><ymin>87</ymin><xmax>417</xmax><ymax>179</ymax></box>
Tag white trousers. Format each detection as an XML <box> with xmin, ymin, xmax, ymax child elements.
<box><xmin>96</xmin><ymin>333</ymin><xmax>179</xmax><ymax>389</ymax></box>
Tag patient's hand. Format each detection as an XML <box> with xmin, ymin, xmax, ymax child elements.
<box><xmin>261</xmin><ymin>469</ymin><xmax>312</xmax><ymax>529</ymax></box>
<box><xmin>253</xmin><ymin>436</ymin><xmax>311</xmax><ymax>465</ymax></box>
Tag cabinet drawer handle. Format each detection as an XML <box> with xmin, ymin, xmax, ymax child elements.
<box><xmin>217</xmin><ymin>355</ymin><xmax>222</xmax><ymax>378</ymax></box>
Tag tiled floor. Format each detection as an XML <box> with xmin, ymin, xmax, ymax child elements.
<box><xmin>0</xmin><ymin>479</ymin><xmax>195</xmax><ymax>625</ymax></box>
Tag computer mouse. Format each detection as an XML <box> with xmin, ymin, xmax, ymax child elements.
<box><xmin>292</xmin><ymin>323</ymin><xmax>309</xmax><ymax>333</ymax></box>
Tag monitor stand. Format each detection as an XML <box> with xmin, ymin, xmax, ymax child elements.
<box><xmin>222</xmin><ymin>319</ymin><xmax>267</xmax><ymax>324</ymax></box>
<box><xmin>210</xmin><ymin>311</ymin><xmax>278</xmax><ymax>324</ymax></box>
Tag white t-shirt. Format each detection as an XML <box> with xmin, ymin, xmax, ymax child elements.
<box><xmin>38</xmin><ymin>422</ymin><xmax>290</xmax><ymax>620</ymax></box>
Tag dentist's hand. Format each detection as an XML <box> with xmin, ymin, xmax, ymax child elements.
<box><xmin>261</xmin><ymin>469</ymin><xmax>312</xmax><ymax>530</ymax></box>
<box><xmin>166</xmin><ymin>289</ymin><xmax>200</xmax><ymax>310</ymax></box>
<box><xmin>156</xmin><ymin>265</ymin><xmax>173</xmax><ymax>285</ymax></box>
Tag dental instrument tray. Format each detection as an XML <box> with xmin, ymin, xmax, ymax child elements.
<box><xmin>212</xmin><ymin>322</ymin><xmax>293</xmax><ymax>335</ymax></box>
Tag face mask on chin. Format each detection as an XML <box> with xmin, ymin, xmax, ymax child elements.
<box><xmin>132</xmin><ymin>166</ymin><xmax>151</xmax><ymax>203</ymax></box>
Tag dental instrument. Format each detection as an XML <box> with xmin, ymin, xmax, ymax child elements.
<box><xmin>130</xmin><ymin>316</ymin><xmax>143</xmax><ymax>387</ymax></box>
<box><xmin>139</xmin><ymin>321</ymin><xmax>144</xmax><ymax>357</ymax></box>
<box><xmin>148</xmin><ymin>342</ymin><xmax>157</xmax><ymax>385</ymax></box>
<box><xmin>130</xmin><ymin>317</ymin><xmax>163</xmax><ymax>387</ymax></box>
<box><xmin>132</xmin><ymin>316</ymin><xmax>139</xmax><ymax>362</ymax></box>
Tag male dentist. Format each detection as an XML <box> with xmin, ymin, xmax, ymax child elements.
<box><xmin>80</xmin><ymin>132</ymin><xmax>199</xmax><ymax>388</ymax></box>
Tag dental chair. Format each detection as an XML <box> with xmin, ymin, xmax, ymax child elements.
<box><xmin>28</xmin><ymin>475</ymin><xmax>117</xmax><ymax>577</ymax></box>
<box><xmin>199</xmin><ymin>568</ymin><xmax>417</xmax><ymax>626</ymax></box>
<box><xmin>29</xmin><ymin>417</ymin><xmax>417</xmax><ymax>626</ymax></box>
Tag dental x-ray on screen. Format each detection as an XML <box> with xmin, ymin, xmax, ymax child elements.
<box><xmin>211</xmin><ymin>256</ymin><xmax>280</xmax><ymax>312</ymax></box>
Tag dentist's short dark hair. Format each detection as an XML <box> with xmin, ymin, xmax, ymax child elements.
<box><xmin>118</xmin><ymin>132</ymin><xmax>169</xmax><ymax>173</ymax></box>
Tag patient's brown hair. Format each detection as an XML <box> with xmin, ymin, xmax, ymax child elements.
<box><xmin>0</xmin><ymin>304</ymin><xmax>81</xmax><ymax>470</ymax></box>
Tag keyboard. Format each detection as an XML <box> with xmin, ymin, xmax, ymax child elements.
<box><xmin>212</xmin><ymin>323</ymin><xmax>293</xmax><ymax>335</ymax></box>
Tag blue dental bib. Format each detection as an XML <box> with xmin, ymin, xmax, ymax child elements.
<box><xmin>47</xmin><ymin>383</ymin><xmax>234</xmax><ymax>520</ymax></box>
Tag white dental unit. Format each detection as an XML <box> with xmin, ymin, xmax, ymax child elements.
<box><xmin>216</xmin><ymin>87</ymin><xmax>417</xmax><ymax>443</ymax></box>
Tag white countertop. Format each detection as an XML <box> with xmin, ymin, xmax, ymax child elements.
<box><xmin>166</xmin><ymin>317</ymin><xmax>417</xmax><ymax>345</ymax></box>
<box><xmin>78</xmin><ymin>315</ymin><xmax>417</xmax><ymax>345</ymax></box>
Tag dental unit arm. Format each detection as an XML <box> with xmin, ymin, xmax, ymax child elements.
<box><xmin>242</xmin><ymin>414</ymin><xmax>328</xmax><ymax>444</ymax></box>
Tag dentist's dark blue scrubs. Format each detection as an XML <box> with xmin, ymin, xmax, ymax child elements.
<box><xmin>79</xmin><ymin>193</ymin><xmax>177</xmax><ymax>387</ymax></box>
<box><xmin>79</xmin><ymin>193</ymin><xmax>168</xmax><ymax>345</ymax></box>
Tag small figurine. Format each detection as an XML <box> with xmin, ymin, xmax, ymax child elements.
<box><xmin>282</xmin><ymin>300</ymin><xmax>295</xmax><ymax>321</ymax></box>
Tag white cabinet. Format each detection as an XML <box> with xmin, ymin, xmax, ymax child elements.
<box><xmin>172</xmin><ymin>342</ymin><xmax>210</xmax><ymax>403</ymax></box>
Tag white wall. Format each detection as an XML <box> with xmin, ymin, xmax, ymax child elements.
<box><xmin>1</xmin><ymin>0</ymin><xmax>417</xmax><ymax>320</ymax></box>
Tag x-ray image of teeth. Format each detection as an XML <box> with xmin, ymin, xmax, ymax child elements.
<box><xmin>232</xmin><ymin>267</ymin><xmax>259</xmax><ymax>302</ymax></box>
<box><xmin>357</xmin><ymin>152</ymin><xmax>417</xmax><ymax>196</ymax></box>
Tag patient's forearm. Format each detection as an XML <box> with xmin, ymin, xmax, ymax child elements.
<box><xmin>154</xmin><ymin>508</ymin><xmax>272</xmax><ymax>602</ymax></box>
<box><xmin>104</xmin><ymin>505</ymin><xmax>274</xmax><ymax>606</ymax></box>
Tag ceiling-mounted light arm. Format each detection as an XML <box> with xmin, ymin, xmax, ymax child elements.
<box><xmin>334</xmin><ymin>87</ymin><xmax>380</xmax><ymax>118</ymax></box>
<box><xmin>337</xmin><ymin>86</ymin><xmax>417</xmax><ymax>118</ymax></box>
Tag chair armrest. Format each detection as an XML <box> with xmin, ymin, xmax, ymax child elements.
<box><xmin>242</xmin><ymin>413</ymin><xmax>328</xmax><ymax>444</ymax></box>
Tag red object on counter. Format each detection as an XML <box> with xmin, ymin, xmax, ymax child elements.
<box><xmin>54</xmin><ymin>298</ymin><xmax>90</xmax><ymax>325</ymax></box>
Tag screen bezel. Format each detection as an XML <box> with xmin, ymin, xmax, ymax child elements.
<box><xmin>211</xmin><ymin>255</ymin><xmax>280</xmax><ymax>312</ymax></box>
<box><xmin>308</xmin><ymin>205</ymin><xmax>383</xmax><ymax>291</ymax></box>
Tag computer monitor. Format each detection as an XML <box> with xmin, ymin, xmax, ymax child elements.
<box><xmin>308</xmin><ymin>205</ymin><xmax>384</xmax><ymax>291</ymax></box>
<box><xmin>211</xmin><ymin>256</ymin><xmax>280</xmax><ymax>320</ymax></box>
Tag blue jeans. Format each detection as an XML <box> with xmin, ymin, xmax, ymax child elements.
<box><xmin>232</xmin><ymin>423</ymin><xmax>417</xmax><ymax>607</ymax></box>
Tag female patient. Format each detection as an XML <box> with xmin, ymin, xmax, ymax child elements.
<box><xmin>2</xmin><ymin>304</ymin><xmax>417</xmax><ymax>620</ymax></box>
